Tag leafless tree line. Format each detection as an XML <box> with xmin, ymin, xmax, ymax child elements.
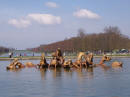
<box><xmin>29</xmin><ymin>26</ymin><xmax>130</xmax><ymax>53</ymax></box>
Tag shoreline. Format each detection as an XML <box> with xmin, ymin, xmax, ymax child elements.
<box><xmin>0</xmin><ymin>56</ymin><xmax>130</xmax><ymax>61</ymax></box>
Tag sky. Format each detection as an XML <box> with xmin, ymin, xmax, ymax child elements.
<box><xmin>0</xmin><ymin>0</ymin><xmax>130</xmax><ymax>49</ymax></box>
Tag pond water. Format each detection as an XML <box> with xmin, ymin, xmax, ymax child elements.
<box><xmin>0</xmin><ymin>58</ymin><xmax>130</xmax><ymax>97</ymax></box>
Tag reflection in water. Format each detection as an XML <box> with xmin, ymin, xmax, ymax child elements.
<box><xmin>49</xmin><ymin>68</ymin><xmax>62</xmax><ymax>79</ymax></box>
<box><xmin>63</xmin><ymin>68</ymin><xmax>73</xmax><ymax>78</ymax></box>
<box><xmin>111</xmin><ymin>66</ymin><xmax>123</xmax><ymax>73</ymax></box>
<box><xmin>39</xmin><ymin>68</ymin><xmax>47</xmax><ymax>80</ymax></box>
<box><xmin>112</xmin><ymin>65</ymin><xmax>123</xmax><ymax>69</ymax></box>
<box><xmin>97</xmin><ymin>64</ymin><xmax>123</xmax><ymax>72</ymax></box>
<box><xmin>74</xmin><ymin>67</ymin><xmax>94</xmax><ymax>82</ymax></box>
<box><xmin>87</xmin><ymin>67</ymin><xmax>94</xmax><ymax>79</ymax></box>
<box><xmin>100</xmin><ymin>65</ymin><xmax>111</xmax><ymax>71</ymax></box>
<box><xmin>76</xmin><ymin>69</ymin><xmax>84</xmax><ymax>79</ymax></box>
<box><xmin>6</xmin><ymin>68</ymin><xmax>22</xmax><ymax>72</ymax></box>
<box><xmin>39</xmin><ymin>67</ymin><xmax>94</xmax><ymax>81</ymax></box>
<box><xmin>87</xmin><ymin>67</ymin><xmax>93</xmax><ymax>72</ymax></box>
<box><xmin>63</xmin><ymin>68</ymin><xmax>71</xmax><ymax>72</ymax></box>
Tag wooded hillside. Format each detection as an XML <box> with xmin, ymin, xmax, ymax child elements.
<box><xmin>29</xmin><ymin>26</ymin><xmax>130</xmax><ymax>52</ymax></box>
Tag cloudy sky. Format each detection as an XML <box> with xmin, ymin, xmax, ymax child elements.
<box><xmin>0</xmin><ymin>0</ymin><xmax>130</xmax><ymax>49</ymax></box>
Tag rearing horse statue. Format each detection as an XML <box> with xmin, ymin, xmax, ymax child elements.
<box><xmin>37</xmin><ymin>53</ymin><xmax>48</xmax><ymax>68</ymax></box>
<box><xmin>49</xmin><ymin>48</ymin><xmax>64</xmax><ymax>68</ymax></box>
<box><xmin>74</xmin><ymin>52</ymin><xmax>87</xmax><ymax>68</ymax></box>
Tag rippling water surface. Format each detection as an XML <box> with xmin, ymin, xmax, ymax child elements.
<box><xmin>0</xmin><ymin>58</ymin><xmax>130</xmax><ymax>97</ymax></box>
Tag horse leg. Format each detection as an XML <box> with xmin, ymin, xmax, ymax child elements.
<box><xmin>80</xmin><ymin>63</ymin><xmax>82</xmax><ymax>68</ymax></box>
<box><xmin>55</xmin><ymin>64</ymin><xmax>57</xmax><ymax>68</ymax></box>
<box><xmin>84</xmin><ymin>63</ymin><xmax>87</xmax><ymax>68</ymax></box>
<box><xmin>48</xmin><ymin>64</ymin><xmax>51</xmax><ymax>69</ymax></box>
<box><xmin>73</xmin><ymin>64</ymin><xmax>80</xmax><ymax>69</ymax></box>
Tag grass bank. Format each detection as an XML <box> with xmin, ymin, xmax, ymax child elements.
<box><xmin>0</xmin><ymin>55</ymin><xmax>130</xmax><ymax>61</ymax></box>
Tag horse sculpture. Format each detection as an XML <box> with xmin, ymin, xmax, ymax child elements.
<box><xmin>73</xmin><ymin>52</ymin><xmax>94</xmax><ymax>68</ymax></box>
<box><xmin>96</xmin><ymin>54</ymin><xmax>112</xmax><ymax>66</ymax></box>
<box><xmin>85</xmin><ymin>53</ymin><xmax>94</xmax><ymax>67</ymax></box>
<box><xmin>6</xmin><ymin>58</ymin><xmax>25</xmax><ymax>70</ymax></box>
<box><xmin>111</xmin><ymin>61</ymin><xmax>123</xmax><ymax>67</ymax></box>
<box><xmin>25</xmin><ymin>62</ymin><xmax>35</xmax><ymax>68</ymax></box>
<box><xmin>73</xmin><ymin>52</ymin><xmax>87</xmax><ymax>68</ymax></box>
<box><xmin>6</xmin><ymin>48</ymin><xmax>123</xmax><ymax>72</ymax></box>
<box><xmin>63</xmin><ymin>59</ymin><xmax>73</xmax><ymax>68</ymax></box>
<box><xmin>37</xmin><ymin>53</ymin><xmax>48</xmax><ymax>68</ymax></box>
<box><xmin>49</xmin><ymin>48</ymin><xmax>64</xmax><ymax>68</ymax></box>
<box><xmin>49</xmin><ymin>57</ymin><xmax>61</xmax><ymax>68</ymax></box>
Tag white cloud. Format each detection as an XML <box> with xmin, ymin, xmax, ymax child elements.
<box><xmin>8</xmin><ymin>18</ymin><xmax>31</xmax><ymax>28</ymax></box>
<box><xmin>45</xmin><ymin>2</ymin><xmax>58</xmax><ymax>8</ymax></box>
<box><xmin>8</xmin><ymin>13</ymin><xmax>61</xmax><ymax>28</ymax></box>
<box><xmin>73</xmin><ymin>9</ymin><xmax>100</xmax><ymax>19</ymax></box>
<box><xmin>28</xmin><ymin>13</ymin><xmax>61</xmax><ymax>25</ymax></box>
